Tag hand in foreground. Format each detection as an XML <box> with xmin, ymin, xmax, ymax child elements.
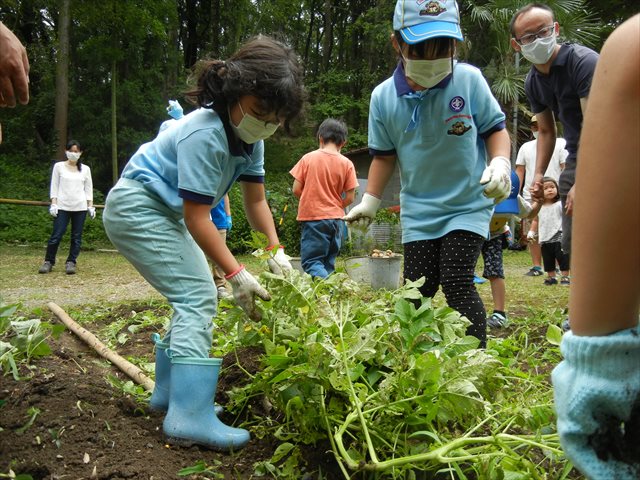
<box><xmin>87</xmin><ymin>206</ymin><xmax>96</xmax><ymax>219</ymax></box>
<box><xmin>342</xmin><ymin>193</ymin><xmax>381</xmax><ymax>230</ymax></box>
<box><xmin>480</xmin><ymin>156</ymin><xmax>511</xmax><ymax>202</ymax></box>
<box><xmin>551</xmin><ymin>326</ymin><xmax>640</xmax><ymax>480</ymax></box>
<box><xmin>49</xmin><ymin>204</ymin><xmax>58</xmax><ymax>217</ymax></box>
<box><xmin>0</xmin><ymin>22</ymin><xmax>30</xmax><ymax>107</ymax></box>
<box><xmin>225</xmin><ymin>266</ymin><xmax>271</xmax><ymax>321</ymax></box>
<box><xmin>266</xmin><ymin>246</ymin><xmax>292</xmax><ymax>275</ymax></box>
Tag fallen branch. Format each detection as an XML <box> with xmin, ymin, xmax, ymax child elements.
<box><xmin>0</xmin><ymin>198</ymin><xmax>104</xmax><ymax>208</ymax></box>
<box><xmin>48</xmin><ymin>302</ymin><xmax>155</xmax><ymax>392</ymax></box>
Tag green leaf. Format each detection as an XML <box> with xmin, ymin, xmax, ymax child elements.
<box><xmin>270</xmin><ymin>442</ymin><xmax>294</xmax><ymax>463</ymax></box>
<box><xmin>546</xmin><ymin>324</ymin><xmax>563</xmax><ymax>346</ymax></box>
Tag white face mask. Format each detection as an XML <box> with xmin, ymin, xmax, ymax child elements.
<box><xmin>66</xmin><ymin>151</ymin><xmax>81</xmax><ymax>163</ymax></box>
<box><xmin>404</xmin><ymin>57</ymin><xmax>452</xmax><ymax>89</ymax></box>
<box><xmin>532</xmin><ymin>131</ymin><xmax>539</xmax><ymax>139</ymax></box>
<box><xmin>520</xmin><ymin>34</ymin><xmax>557</xmax><ymax>65</ymax></box>
<box><xmin>230</xmin><ymin>103</ymin><xmax>279</xmax><ymax>144</ymax></box>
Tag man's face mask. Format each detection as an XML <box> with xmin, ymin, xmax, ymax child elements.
<box><xmin>66</xmin><ymin>151</ymin><xmax>81</xmax><ymax>163</ymax></box>
<box><xmin>520</xmin><ymin>33</ymin><xmax>557</xmax><ymax>65</ymax></box>
<box><xmin>403</xmin><ymin>56</ymin><xmax>452</xmax><ymax>89</ymax></box>
<box><xmin>231</xmin><ymin>102</ymin><xmax>280</xmax><ymax>144</ymax></box>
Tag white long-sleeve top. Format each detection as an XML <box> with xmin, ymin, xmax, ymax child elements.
<box><xmin>50</xmin><ymin>162</ymin><xmax>93</xmax><ymax>211</ymax></box>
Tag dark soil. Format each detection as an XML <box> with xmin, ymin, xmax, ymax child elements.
<box><xmin>0</xmin><ymin>303</ymin><xmax>342</xmax><ymax>480</ymax></box>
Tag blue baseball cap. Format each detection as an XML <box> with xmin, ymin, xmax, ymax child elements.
<box><xmin>393</xmin><ymin>0</ymin><xmax>463</xmax><ymax>44</ymax></box>
<box><xmin>495</xmin><ymin>171</ymin><xmax>520</xmax><ymax>215</ymax></box>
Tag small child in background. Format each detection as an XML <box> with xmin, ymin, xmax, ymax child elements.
<box><xmin>482</xmin><ymin>172</ymin><xmax>539</xmax><ymax>328</ymax></box>
<box><xmin>290</xmin><ymin>118</ymin><xmax>359</xmax><ymax>278</ymax></box>
<box><xmin>530</xmin><ymin>177</ymin><xmax>570</xmax><ymax>285</ymax></box>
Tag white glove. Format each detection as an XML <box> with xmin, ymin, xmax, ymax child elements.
<box><xmin>526</xmin><ymin>230</ymin><xmax>537</xmax><ymax>242</ymax></box>
<box><xmin>226</xmin><ymin>266</ymin><xmax>271</xmax><ymax>321</ymax></box>
<box><xmin>480</xmin><ymin>156</ymin><xmax>511</xmax><ymax>202</ymax></box>
<box><xmin>517</xmin><ymin>195</ymin><xmax>533</xmax><ymax>218</ymax></box>
<box><xmin>343</xmin><ymin>193</ymin><xmax>381</xmax><ymax>230</ymax></box>
<box><xmin>167</xmin><ymin>100</ymin><xmax>183</xmax><ymax>120</ymax></box>
<box><xmin>266</xmin><ymin>246</ymin><xmax>292</xmax><ymax>275</ymax></box>
<box><xmin>49</xmin><ymin>204</ymin><xmax>58</xmax><ymax>217</ymax></box>
<box><xmin>87</xmin><ymin>206</ymin><xmax>96</xmax><ymax>219</ymax></box>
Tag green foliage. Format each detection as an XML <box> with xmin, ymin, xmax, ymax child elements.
<box><xmin>0</xmin><ymin>303</ymin><xmax>65</xmax><ymax>380</ymax></box>
<box><xmin>213</xmin><ymin>272</ymin><xmax>566</xmax><ymax>478</ymax></box>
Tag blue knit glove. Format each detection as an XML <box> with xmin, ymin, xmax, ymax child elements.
<box><xmin>551</xmin><ymin>326</ymin><xmax>640</xmax><ymax>480</ymax></box>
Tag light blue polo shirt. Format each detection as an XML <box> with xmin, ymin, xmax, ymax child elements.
<box><xmin>368</xmin><ymin>62</ymin><xmax>506</xmax><ymax>242</ymax></box>
<box><xmin>121</xmin><ymin>107</ymin><xmax>265</xmax><ymax>214</ymax></box>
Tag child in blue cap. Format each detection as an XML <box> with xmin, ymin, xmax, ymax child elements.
<box><xmin>345</xmin><ymin>0</ymin><xmax>511</xmax><ymax>348</ymax></box>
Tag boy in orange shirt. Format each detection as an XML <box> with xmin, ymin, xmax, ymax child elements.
<box><xmin>290</xmin><ymin>118</ymin><xmax>359</xmax><ymax>278</ymax></box>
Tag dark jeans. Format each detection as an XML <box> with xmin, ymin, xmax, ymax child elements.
<box><xmin>300</xmin><ymin>219</ymin><xmax>344</xmax><ymax>278</ymax></box>
<box><xmin>45</xmin><ymin>210</ymin><xmax>87</xmax><ymax>265</ymax></box>
<box><xmin>404</xmin><ymin>230</ymin><xmax>487</xmax><ymax>348</ymax></box>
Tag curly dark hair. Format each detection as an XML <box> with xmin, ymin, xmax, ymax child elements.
<box><xmin>185</xmin><ymin>35</ymin><xmax>306</xmax><ymax>133</ymax></box>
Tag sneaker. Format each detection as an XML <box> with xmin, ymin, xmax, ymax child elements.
<box><xmin>38</xmin><ymin>261</ymin><xmax>53</xmax><ymax>274</ymax></box>
<box><xmin>544</xmin><ymin>277</ymin><xmax>558</xmax><ymax>286</ymax></box>
<box><xmin>217</xmin><ymin>286</ymin><xmax>232</xmax><ymax>299</ymax></box>
<box><xmin>560</xmin><ymin>276</ymin><xmax>571</xmax><ymax>286</ymax></box>
<box><xmin>562</xmin><ymin>318</ymin><xmax>571</xmax><ymax>332</ymax></box>
<box><xmin>525</xmin><ymin>267</ymin><xmax>543</xmax><ymax>276</ymax></box>
<box><xmin>487</xmin><ymin>312</ymin><xmax>508</xmax><ymax>329</ymax></box>
<box><xmin>65</xmin><ymin>261</ymin><xmax>76</xmax><ymax>275</ymax></box>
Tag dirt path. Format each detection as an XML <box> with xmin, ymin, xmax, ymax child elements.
<box><xmin>1</xmin><ymin>246</ymin><xmax>162</xmax><ymax>312</ymax></box>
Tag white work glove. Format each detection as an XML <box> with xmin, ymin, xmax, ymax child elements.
<box><xmin>526</xmin><ymin>230</ymin><xmax>537</xmax><ymax>242</ymax></box>
<box><xmin>49</xmin><ymin>204</ymin><xmax>58</xmax><ymax>217</ymax></box>
<box><xmin>266</xmin><ymin>246</ymin><xmax>292</xmax><ymax>275</ymax></box>
<box><xmin>167</xmin><ymin>100</ymin><xmax>183</xmax><ymax>120</ymax></box>
<box><xmin>517</xmin><ymin>195</ymin><xmax>533</xmax><ymax>219</ymax></box>
<box><xmin>226</xmin><ymin>266</ymin><xmax>271</xmax><ymax>321</ymax></box>
<box><xmin>87</xmin><ymin>206</ymin><xmax>96</xmax><ymax>219</ymax></box>
<box><xmin>480</xmin><ymin>156</ymin><xmax>511</xmax><ymax>203</ymax></box>
<box><xmin>343</xmin><ymin>193</ymin><xmax>381</xmax><ymax>230</ymax></box>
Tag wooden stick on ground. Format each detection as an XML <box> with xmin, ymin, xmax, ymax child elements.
<box><xmin>48</xmin><ymin>302</ymin><xmax>155</xmax><ymax>392</ymax></box>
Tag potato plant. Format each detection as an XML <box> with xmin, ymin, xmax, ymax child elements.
<box><xmin>218</xmin><ymin>271</ymin><xmax>568</xmax><ymax>479</ymax></box>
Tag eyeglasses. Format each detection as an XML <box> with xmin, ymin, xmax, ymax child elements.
<box><xmin>515</xmin><ymin>24</ymin><xmax>555</xmax><ymax>46</ymax></box>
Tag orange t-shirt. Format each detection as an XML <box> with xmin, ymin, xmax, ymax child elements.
<box><xmin>290</xmin><ymin>149</ymin><xmax>359</xmax><ymax>221</ymax></box>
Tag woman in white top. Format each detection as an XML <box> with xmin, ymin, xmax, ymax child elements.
<box><xmin>38</xmin><ymin>140</ymin><xmax>95</xmax><ymax>274</ymax></box>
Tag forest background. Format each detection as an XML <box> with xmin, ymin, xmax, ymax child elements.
<box><xmin>0</xmin><ymin>0</ymin><xmax>635</xmax><ymax>254</ymax></box>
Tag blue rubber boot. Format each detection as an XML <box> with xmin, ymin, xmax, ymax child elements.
<box><xmin>163</xmin><ymin>357</ymin><xmax>250</xmax><ymax>450</ymax></box>
<box><xmin>149</xmin><ymin>333</ymin><xmax>170</xmax><ymax>411</ymax></box>
<box><xmin>148</xmin><ymin>334</ymin><xmax>223</xmax><ymax>415</ymax></box>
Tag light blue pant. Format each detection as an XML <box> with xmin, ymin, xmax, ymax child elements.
<box><xmin>103</xmin><ymin>179</ymin><xmax>216</xmax><ymax>358</ymax></box>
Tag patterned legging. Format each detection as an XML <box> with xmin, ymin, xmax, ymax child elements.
<box><xmin>404</xmin><ymin>230</ymin><xmax>487</xmax><ymax>348</ymax></box>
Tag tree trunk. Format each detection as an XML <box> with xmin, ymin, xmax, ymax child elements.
<box><xmin>321</xmin><ymin>0</ymin><xmax>333</xmax><ymax>73</ymax></box>
<box><xmin>53</xmin><ymin>0</ymin><xmax>71</xmax><ymax>160</ymax></box>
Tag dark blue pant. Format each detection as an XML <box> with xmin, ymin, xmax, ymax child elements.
<box><xmin>403</xmin><ymin>230</ymin><xmax>487</xmax><ymax>347</ymax></box>
<box><xmin>45</xmin><ymin>210</ymin><xmax>87</xmax><ymax>264</ymax></box>
<box><xmin>300</xmin><ymin>219</ymin><xmax>344</xmax><ymax>278</ymax></box>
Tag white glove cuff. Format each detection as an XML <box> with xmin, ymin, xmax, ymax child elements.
<box><xmin>489</xmin><ymin>155</ymin><xmax>511</xmax><ymax>171</ymax></box>
<box><xmin>360</xmin><ymin>193</ymin><xmax>382</xmax><ymax>211</ymax></box>
<box><xmin>225</xmin><ymin>265</ymin><xmax>251</xmax><ymax>285</ymax></box>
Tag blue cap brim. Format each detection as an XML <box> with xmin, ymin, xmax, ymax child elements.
<box><xmin>494</xmin><ymin>198</ymin><xmax>519</xmax><ymax>215</ymax></box>
<box><xmin>400</xmin><ymin>21</ymin><xmax>463</xmax><ymax>44</ymax></box>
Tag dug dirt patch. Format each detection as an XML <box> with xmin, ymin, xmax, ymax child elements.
<box><xmin>0</xmin><ymin>304</ymin><xmax>340</xmax><ymax>480</ymax></box>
